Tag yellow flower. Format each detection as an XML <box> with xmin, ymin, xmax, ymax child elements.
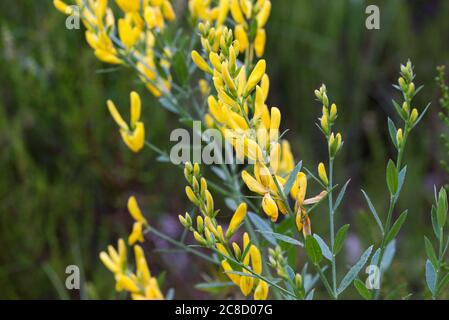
<box><xmin>239</xmin><ymin>272</ymin><xmax>254</xmax><ymax>296</ymax></box>
<box><xmin>192</xmin><ymin>50</ymin><xmax>212</xmax><ymax>74</ymax></box>
<box><xmin>262</xmin><ymin>193</ymin><xmax>278</xmax><ymax>221</ymax></box>
<box><xmin>118</xmin><ymin>15</ymin><xmax>142</xmax><ymax>49</ymax></box>
<box><xmin>244</xmin><ymin>59</ymin><xmax>266</xmax><ymax>96</ymax></box>
<box><xmin>99</xmin><ymin>238</ymin><xmax>127</xmax><ymax>275</ymax></box>
<box><xmin>234</xmin><ymin>25</ymin><xmax>249</xmax><ymax>53</ymax></box>
<box><xmin>85</xmin><ymin>31</ymin><xmax>122</xmax><ymax>64</ymax></box>
<box><xmin>116</xmin><ymin>0</ymin><xmax>140</xmax><ymax>13</ymax></box>
<box><xmin>291</xmin><ymin>172</ymin><xmax>327</xmax><ymax>236</ymax></box>
<box><xmin>128</xmin><ymin>196</ymin><xmax>148</xmax><ymax>225</ymax></box>
<box><xmin>256</xmin><ymin>1</ymin><xmax>271</xmax><ymax>28</ymax></box>
<box><xmin>254</xmin><ymin>280</ymin><xmax>269</xmax><ymax>300</ymax></box>
<box><xmin>128</xmin><ymin>222</ymin><xmax>144</xmax><ymax>245</ymax></box>
<box><xmin>250</xmin><ymin>245</ymin><xmax>262</xmax><ymax>275</ymax></box>
<box><xmin>254</xmin><ymin>28</ymin><xmax>266</xmax><ymax>57</ymax></box>
<box><xmin>53</xmin><ymin>0</ymin><xmax>73</xmax><ymax>15</ymax></box>
<box><xmin>221</xmin><ymin>259</ymin><xmax>241</xmax><ymax>285</ymax></box>
<box><xmin>318</xmin><ymin>162</ymin><xmax>329</xmax><ymax>186</ymax></box>
<box><xmin>226</xmin><ymin>203</ymin><xmax>247</xmax><ymax>239</ymax></box>
<box><xmin>107</xmin><ymin>91</ymin><xmax>145</xmax><ymax>153</ymax></box>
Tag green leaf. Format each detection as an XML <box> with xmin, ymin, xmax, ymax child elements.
<box><xmin>392</xmin><ymin>99</ymin><xmax>407</xmax><ymax>120</ymax></box>
<box><xmin>424</xmin><ymin>236</ymin><xmax>438</xmax><ymax>269</ymax></box>
<box><xmin>437</xmin><ymin>187</ymin><xmax>448</xmax><ymax>228</ymax></box>
<box><xmin>425</xmin><ymin>259</ymin><xmax>437</xmax><ymax>295</ymax></box>
<box><xmin>437</xmin><ymin>272</ymin><xmax>449</xmax><ymax>296</ymax></box>
<box><xmin>283</xmin><ymin>161</ymin><xmax>303</xmax><ymax>195</ymax></box>
<box><xmin>305</xmin><ymin>235</ymin><xmax>322</xmax><ymax>265</ymax></box>
<box><xmin>333</xmin><ymin>224</ymin><xmax>350</xmax><ymax>255</ymax></box>
<box><xmin>354</xmin><ymin>279</ymin><xmax>371</xmax><ymax>300</ymax></box>
<box><xmin>387</xmin><ymin>118</ymin><xmax>398</xmax><ymax>149</ymax></box>
<box><xmin>396</xmin><ymin>166</ymin><xmax>407</xmax><ymax>196</ymax></box>
<box><xmin>384</xmin><ymin>210</ymin><xmax>408</xmax><ymax>245</ymax></box>
<box><xmin>431</xmin><ymin>205</ymin><xmax>440</xmax><ymax>240</ymax></box>
<box><xmin>313</xmin><ymin>234</ymin><xmax>332</xmax><ymax>261</ymax></box>
<box><xmin>334</xmin><ymin>179</ymin><xmax>351</xmax><ymax>212</ymax></box>
<box><xmin>172</xmin><ymin>50</ymin><xmax>188</xmax><ymax>85</ymax></box>
<box><xmin>337</xmin><ymin>245</ymin><xmax>373</xmax><ymax>295</ymax></box>
<box><xmin>386</xmin><ymin>160</ymin><xmax>398</xmax><ymax>195</ymax></box>
<box><xmin>256</xmin><ymin>231</ymin><xmax>303</xmax><ymax>247</ymax></box>
<box><xmin>411</xmin><ymin>102</ymin><xmax>431</xmax><ymax>129</ymax></box>
<box><xmin>159</xmin><ymin>97</ymin><xmax>179</xmax><ymax>113</ymax></box>
<box><xmin>361</xmin><ymin>190</ymin><xmax>384</xmax><ymax>234</ymax></box>
<box><xmin>195</xmin><ymin>282</ymin><xmax>235</xmax><ymax>292</ymax></box>
<box><xmin>247</xmin><ymin>212</ymin><xmax>277</xmax><ymax>246</ymax></box>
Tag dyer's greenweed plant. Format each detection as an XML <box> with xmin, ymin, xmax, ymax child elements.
<box><xmin>55</xmin><ymin>0</ymin><xmax>432</xmax><ymax>300</ymax></box>
<box><xmin>424</xmin><ymin>187</ymin><xmax>449</xmax><ymax>299</ymax></box>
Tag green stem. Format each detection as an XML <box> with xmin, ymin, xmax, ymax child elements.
<box><xmin>327</xmin><ymin>158</ymin><xmax>338</xmax><ymax>298</ymax></box>
<box><xmin>315</xmin><ymin>264</ymin><xmax>336</xmax><ymax>299</ymax></box>
<box><xmin>146</xmin><ymin>227</ymin><xmax>218</xmax><ymax>265</ymax></box>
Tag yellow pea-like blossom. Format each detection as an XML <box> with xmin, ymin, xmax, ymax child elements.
<box><xmin>107</xmin><ymin>91</ymin><xmax>145</xmax><ymax>153</ymax></box>
<box><xmin>226</xmin><ymin>203</ymin><xmax>248</xmax><ymax>239</ymax></box>
<box><xmin>254</xmin><ymin>280</ymin><xmax>269</xmax><ymax>300</ymax></box>
<box><xmin>128</xmin><ymin>222</ymin><xmax>144</xmax><ymax>245</ymax></box>
<box><xmin>128</xmin><ymin>196</ymin><xmax>148</xmax><ymax>225</ymax></box>
<box><xmin>254</xmin><ymin>29</ymin><xmax>266</xmax><ymax>57</ymax></box>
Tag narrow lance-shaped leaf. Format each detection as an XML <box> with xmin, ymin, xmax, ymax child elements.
<box><xmin>437</xmin><ymin>187</ymin><xmax>448</xmax><ymax>229</ymax></box>
<box><xmin>333</xmin><ymin>224</ymin><xmax>350</xmax><ymax>255</ymax></box>
<box><xmin>384</xmin><ymin>210</ymin><xmax>408</xmax><ymax>245</ymax></box>
<box><xmin>354</xmin><ymin>279</ymin><xmax>371</xmax><ymax>300</ymax></box>
<box><xmin>425</xmin><ymin>259</ymin><xmax>437</xmax><ymax>296</ymax></box>
<box><xmin>334</xmin><ymin>179</ymin><xmax>351</xmax><ymax>212</ymax></box>
<box><xmin>313</xmin><ymin>234</ymin><xmax>332</xmax><ymax>261</ymax></box>
<box><xmin>305</xmin><ymin>235</ymin><xmax>323</xmax><ymax>265</ymax></box>
<box><xmin>283</xmin><ymin>161</ymin><xmax>303</xmax><ymax>195</ymax></box>
<box><xmin>387</xmin><ymin>118</ymin><xmax>398</xmax><ymax>149</ymax></box>
<box><xmin>361</xmin><ymin>190</ymin><xmax>384</xmax><ymax>234</ymax></box>
<box><xmin>386</xmin><ymin>160</ymin><xmax>398</xmax><ymax>195</ymax></box>
<box><xmin>424</xmin><ymin>236</ymin><xmax>438</xmax><ymax>270</ymax></box>
<box><xmin>337</xmin><ymin>245</ymin><xmax>373</xmax><ymax>294</ymax></box>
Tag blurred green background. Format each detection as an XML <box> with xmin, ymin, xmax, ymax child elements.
<box><xmin>1</xmin><ymin>0</ymin><xmax>448</xmax><ymax>299</ymax></box>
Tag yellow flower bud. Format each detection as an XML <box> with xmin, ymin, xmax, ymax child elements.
<box><xmin>330</xmin><ymin>103</ymin><xmax>337</xmax><ymax>121</ymax></box>
<box><xmin>194</xmin><ymin>231</ymin><xmax>207</xmax><ymax>246</ymax></box>
<box><xmin>226</xmin><ymin>203</ymin><xmax>247</xmax><ymax>238</ymax></box>
<box><xmin>234</xmin><ymin>25</ymin><xmax>248</xmax><ymax>53</ymax></box>
<box><xmin>321</xmin><ymin>113</ymin><xmax>329</xmax><ymax>134</ymax></box>
<box><xmin>254</xmin><ymin>29</ymin><xmax>266</xmax><ymax>57</ymax></box>
<box><xmin>191</xmin><ymin>50</ymin><xmax>212</xmax><ymax>74</ymax></box>
<box><xmin>318</xmin><ymin>162</ymin><xmax>329</xmax><ymax>186</ymax></box>
<box><xmin>230</xmin><ymin>0</ymin><xmax>244</xmax><ymax>24</ymax></box>
<box><xmin>221</xmin><ymin>62</ymin><xmax>237</xmax><ymax>93</ymax></box>
<box><xmin>205</xmin><ymin>190</ymin><xmax>214</xmax><ymax>216</ymax></box>
<box><xmin>410</xmin><ymin>108</ymin><xmax>418</xmax><ymax>124</ymax></box>
<box><xmin>269</xmin><ymin>107</ymin><xmax>281</xmax><ymax>141</ymax></box>
<box><xmin>256</xmin><ymin>1</ymin><xmax>271</xmax><ymax>28</ymax></box>
<box><xmin>244</xmin><ymin>59</ymin><xmax>266</xmax><ymax>96</ymax></box>
<box><xmin>269</xmin><ymin>142</ymin><xmax>281</xmax><ymax>174</ymax></box>
<box><xmin>396</xmin><ymin>128</ymin><xmax>403</xmax><ymax>148</ymax></box>
<box><xmin>185</xmin><ymin>186</ymin><xmax>199</xmax><ymax>205</ymax></box>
